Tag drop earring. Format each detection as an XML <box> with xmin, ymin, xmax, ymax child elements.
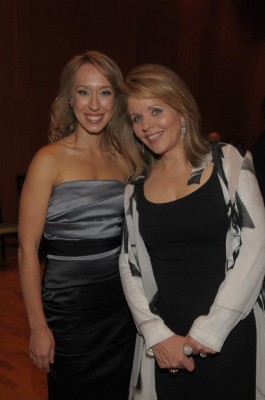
<box><xmin>181</xmin><ymin>120</ymin><xmax>186</xmax><ymax>140</ymax></box>
<box><xmin>69</xmin><ymin>99</ymin><xmax>73</xmax><ymax>107</ymax></box>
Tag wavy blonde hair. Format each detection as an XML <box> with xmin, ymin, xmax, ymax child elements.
<box><xmin>114</xmin><ymin>64</ymin><xmax>209</xmax><ymax>179</ymax></box>
<box><xmin>48</xmin><ymin>50</ymin><xmax>123</xmax><ymax>152</ymax></box>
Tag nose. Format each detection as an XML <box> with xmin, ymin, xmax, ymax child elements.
<box><xmin>88</xmin><ymin>94</ymin><xmax>100</xmax><ymax>111</ymax></box>
<box><xmin>141</xmin><ymin>117</ymin><xmax>153</xmax><ymax>132</ymax></box>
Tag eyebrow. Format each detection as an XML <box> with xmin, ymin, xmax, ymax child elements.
<box><xmin>76</xmin><ymin>85</ymin><xmax>113</xmax><ymax>90</ymax></box>
<box><xmin>148</xmin><ymin>103</ymin><xmax>162</xmax><ymax>109</ymax></box>
<box><xmin>130</xmin><ymin>104</ymin><xmax>162</xmax><ymax>116</ymax></box>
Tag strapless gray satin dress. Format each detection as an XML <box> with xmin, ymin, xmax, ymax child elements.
<box><xmin>41</xmin><ymin>181</ymin><xmax>135</xmax><ymax>399</ymax></box>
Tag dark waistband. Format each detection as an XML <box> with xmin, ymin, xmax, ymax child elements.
<box><xmin>43</xmin><ymin>236</ymin><xmax>121</xmax><ymax>257</ymax></box>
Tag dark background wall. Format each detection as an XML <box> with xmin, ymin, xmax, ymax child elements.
<box><xmin>1</xmin><ymin>0</ymin><xmax>265</xmax><ymax>222</ymax></box>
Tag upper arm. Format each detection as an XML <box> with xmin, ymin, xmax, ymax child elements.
<box><xmin>18</xmin><ymin>146</ymin><xmax>59</xmax><ymax>249</ymax></box>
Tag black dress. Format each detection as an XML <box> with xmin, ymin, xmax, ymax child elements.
<box><xmin>42</xmin><ymin>180</ymin><xmax>136</xmax><ymax>400</ymax></box>
<box><xmin>136</xmin><ymin>167</ymin><xmax>256</xmax><ymax>400</ymax></box>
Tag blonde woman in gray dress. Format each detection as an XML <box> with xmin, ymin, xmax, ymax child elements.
<box><xmin>18</xmin><ymin>51</ymin><xmax>135</xmax><ymax>400</ymax></box>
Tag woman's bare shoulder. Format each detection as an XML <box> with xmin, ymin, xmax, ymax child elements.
<box><xmin>115</xmin><ymin>151</ymin><xmax>133</xmax><ymax>176</ymax></box>
<box><xmin>30</xmin><ymin>140</ymin><xmax>70</xmax><ymax>168</ymax></box>
<box><xmin>26</xmin><ymin>142</ymin><xmax>69</xmax><ymax>187</ymax></box>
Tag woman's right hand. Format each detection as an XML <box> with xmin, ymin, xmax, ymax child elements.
<box><xmin>152</xmin><ymin>335</ymin><xmax>195</xmax><ymax>372</ymax></box>
<box><xmin>29</xmin><ymin>326</ymin><xmax>55</xmax><ymax>373</ymax></box>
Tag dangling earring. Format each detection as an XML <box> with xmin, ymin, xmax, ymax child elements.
<box><xmin>69</xmin><ymin>99</ymin><xmax>73</xmax><ymax>107</ymax></box>
<box><xmin>180</xmin><ymin>120</ymin><xmax>186</xmax><ymax>140</ymax></box>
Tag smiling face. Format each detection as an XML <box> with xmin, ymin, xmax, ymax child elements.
<box><xmin>71</xmin><ymin>63</ymin><xmax>115</xmax><ymax>135</ymax></box>
<box><xmin>128</xmin><ymin>96</ymin><xmax>185</xmax><ymax>157</ymax></box>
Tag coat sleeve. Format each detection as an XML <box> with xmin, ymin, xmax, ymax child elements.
<box><xmin>189</xmin><ymin>151</ymin><xmax>265</xmax><ymax>352</ymax></box>
<box><xmin>119</xmin><ymin>188</ymin><xmax>175</xmax><ymax>354</ymax></box>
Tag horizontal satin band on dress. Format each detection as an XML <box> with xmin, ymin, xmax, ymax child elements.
<box><xmin>43</xmin><ymin>236</ymin><xmax>121</xmax><ymax>256</ymax></box>
<box><xmin>46</xmin><ymin>246</ymin><xmax>121</xmax><ymax>261</ymax></box>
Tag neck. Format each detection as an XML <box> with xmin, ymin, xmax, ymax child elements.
<box><xmin>71</xmin><ymin>129</ymin><xmax>106</xmax><ymax>151</ymax></box>
<box><xmin>155</xmin><ymin>148</ymin><xmax>190</xmax><ymax>171</ymax></box>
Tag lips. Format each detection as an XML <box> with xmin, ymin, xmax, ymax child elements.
<box><xmin>146</xmin><ymin>132</ymin><xmax>163</xmax><ymax>141</ymax></box>
<box><xmin>84</xmin><ymin>114</ymin><xmax>104</xmax><ymax>123</ymax></box>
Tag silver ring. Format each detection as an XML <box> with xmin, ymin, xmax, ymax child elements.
<box><xmin>168</xmin><ymin>368</ymin><xmax>179</xmax><ymax>375</ymax></box>
<box><xmin>183</xmin><ymin>345</ymin><xmax>193</xmax><ymax>356</ymax></box>
<box><xmin>200</xmin><ymin>352</ymin><xmax>207</xmax><ymax>358</ymax></box>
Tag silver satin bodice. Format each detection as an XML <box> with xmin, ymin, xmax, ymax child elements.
<box><xmin>44</xmin><ymin>180</ymin><xmax>124</xmax><ymax>241</ymax></box>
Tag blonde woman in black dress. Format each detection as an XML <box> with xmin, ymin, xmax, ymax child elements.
<box><xmin>116</xmin><ymin>64</ymin><xmax>265</xmax><ymax>400</ymax></box>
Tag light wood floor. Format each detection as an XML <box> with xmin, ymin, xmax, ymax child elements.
<box><xmin>0</xmin><ymin>245</ymin><xmax>47</xmax><ymax>399</ymax></box>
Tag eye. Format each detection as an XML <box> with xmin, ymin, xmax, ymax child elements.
<box><xmin>131</xmin><ymin>115</ymin><xmax>142</xmax><ymax>124</ymax></box>
<box><xmin>77</xmin><ymin>89</ymin><xmax>88</xmax><ymax>96</ymax></box>
<box><xmin>151</xmin><ymin>107</ymin><xmax>162</xmax><ymax>116</ymax></box>
<box><xmin>100</xmin><ymin>90</ymin><xmax>113</xmax><ymax>96</ymax></box>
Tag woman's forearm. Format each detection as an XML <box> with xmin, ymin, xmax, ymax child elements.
<box><xmin>18</xmin><ymin>245</ymin><xmax>48</xmax><ymax>332</ymax></box>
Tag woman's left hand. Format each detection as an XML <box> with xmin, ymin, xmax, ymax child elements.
<box><xmin>152</xmin><ymin>334</ymin><xmax>195</xmax><ymax>371</ymax></box>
